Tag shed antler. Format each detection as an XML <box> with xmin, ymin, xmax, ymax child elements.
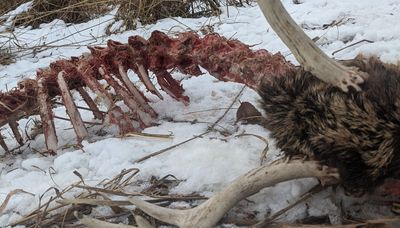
<box><xmin>258</xmin><ymin>0</ymin><xmax>367</xmax><ymax>91</ymax></box>
<box><xmin>128</xmin><ymin>160</ymin><xmax>339</xmax><ymax>227</ymax></box>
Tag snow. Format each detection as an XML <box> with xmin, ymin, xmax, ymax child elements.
<box><xmin>0</xmin><ymin>0</ymin><xmax>399</xmax><ymax>226</ymax></box>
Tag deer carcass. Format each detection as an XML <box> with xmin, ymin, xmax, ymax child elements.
<box><xmin>125</xmin><ymin>0</ymin><xmax>400</xmax><ymax>226</ymax></box>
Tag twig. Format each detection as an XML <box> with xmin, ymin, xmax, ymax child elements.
<box><xmin>123</xmin><ymin>132</ymin><xmax>174</xmax><ymax>140</ymax></box>
<box><xmin>332</xmin><ymin>39</ymin><xmax>374</xmax><ymax>56</ymax></box>
<box><xmin>54</xmin><ymin>101</ymin><xmax>107</xmax><ymax>114</ymax></box>
<box><xmin>0</xmin><ymin>189</ymin><xmax>34</xmax><ymax>214</ymax></box>
<box><xmin>253</xmin><ymin>184</ymin><xmax>327</xmax><ymax>228</ymax></box>
<box><xmin>236</xmin><ymin>133</ymin><xmax>269</xmax><ymax>165</ymax></box>
<box><xmin>135</xmin><ymin>86</ymin><xmax>246</xmax><ymax>163</ymax></box>
<box><xmin>134</xmin><ymin>131</ymin><xmax>210</xmax><ymax>163</ymax></box>
<box><xmin>208</xmin><ymin>85</ymin><xmax>246</xmax><ymax>130</ymax></box>
<box><xmin>184</xmin><ymin>107</ymin><xmax>239</xmax><ymax>115</ymax></box>
<box><xmin>54</xmin><ymin>115</ymin><xmax>102</xmax><ymax>126</ymax></box>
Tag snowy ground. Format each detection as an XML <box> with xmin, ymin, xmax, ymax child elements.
<box><xmin>0</xmin><ymin>0</ymin><xmax>399</xmax><ymax>226</ymax></box>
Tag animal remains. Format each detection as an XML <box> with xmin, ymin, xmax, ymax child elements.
<box><xmin>0</xmin><ymin>0</ymin><xmax>399</xmax><ymax>227</ymax></box>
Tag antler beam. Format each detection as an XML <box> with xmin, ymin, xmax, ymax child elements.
<box><xmin>128</xmin><ymin>160</ymin><xmax>339</xmax><ymax>228</ymax></box>
<box><xmin>257</xmin><ymin>0</ymin><xmax>366</xmax><ymax>91</ymax></box>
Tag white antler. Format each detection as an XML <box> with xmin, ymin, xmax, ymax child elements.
<box><xmin>257</xmin><ymin>0</ymin><xmax>367</xmax><ymax>92</ymax></box>
<box><xmin>128</xmin><ymin>160</ymin><xmax>339</xmax><ymax>228</ymax></box>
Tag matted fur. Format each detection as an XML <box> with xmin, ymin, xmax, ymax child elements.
<box><xmin>259</xmin><ymin>56</ymin><xmax>400</xmax><ymax>194</ymax></box>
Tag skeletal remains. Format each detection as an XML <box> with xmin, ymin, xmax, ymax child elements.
<box><xmin>2</xmin><ymin>0</ymin><xmax>400</xmax><ymax>227</ymax></box>
<box><xmin>0</xmin><ymin>23</ymin><xmax>292</xmax><ymax>154</ymax></box>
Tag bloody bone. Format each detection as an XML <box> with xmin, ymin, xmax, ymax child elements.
<box><xmin>0</xmin><ymin>31</ymin><xmax>293</xmax><ymax>153</ymax></box>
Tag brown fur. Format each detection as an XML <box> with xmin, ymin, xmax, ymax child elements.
<box><xmin>259</xmin><ymin>56</ymin><xmax>400</xmax><ymax>195</ymax></box>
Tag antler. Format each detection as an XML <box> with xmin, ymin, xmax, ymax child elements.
<box><xmin>257</xmin><ymin>0</ymin><xmax>367</xmax><ymax>91</ymax></box>
<box><xmin>128</xmin><ymin>160</ymin><xmax>339</xmax><ymax>228</ymax></box>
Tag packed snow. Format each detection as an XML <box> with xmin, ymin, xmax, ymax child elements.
<box><xmin>0</xmin><ymin>0</ymin><xmax>399</xmax><ymax>226</ymax></box>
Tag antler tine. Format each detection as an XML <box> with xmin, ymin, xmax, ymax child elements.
<box><xmin>129</xmin><ymin>160</ymin><xmax>340</xmax><ymax>228</ymax></box>
<box><xmin>37</xmin><ymin>77</ymin><xmax>58</xmax><ymax>154</ymax></box>
<box><xmin>257</xmin><ymin>0</ymin><xmax>367</xmax><ymax>92</ymax></box>
<box><xmin>57</xmin><ymin>71</ymin><xmax>88</xmax><ymax>143</ymax></box>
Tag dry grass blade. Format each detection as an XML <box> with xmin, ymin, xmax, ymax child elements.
<box><xmin>124</xmin><ymin>132</ymin><xmax>174</xmax><ymax>140</ymax></box>
<box><xmin>7</xmin><ymin>167</ymin><xmax>142</xmax><ymax>227</ymax></box>
<box><xmin>0</xmin><ymin>189</ymin><xmax>34</xmax><ymax>214</ymax></box>
<box><xmin>64</xmin><ymin>186</ymin><xmax>207</xmax><ymax>202</ymax></box>
<box><xmin>134</xmin><ymin>131</ymin><xmax>210</xmax><ymax>163</ymax></box>
<box><xmin>73</xmin><ymin>185</ymin><xmax>141</xmax><ymax>196</ymax></box>
<box><xmin>102</xmin><ymin>168</ymin><xmax>140</xmax><ymax>190</ymax></box>
<box><xmin>59</xmin><ymin>198</ymin><xmax>133</xmax><ymax>207</ymax></box>
<box><xmin>253</xmin><ymin>184</ymin><xmax>327</xmax><ymax>227</ymax></box>
<box><xmin>209</xmin><ymin>85</ymin><xmax>246</xmax><ymax>130</ymax></box>
<box><xmin>135</xmin><ymin>85</ymin><xmax>245</xmax><ymax>163</ymax></box>
<box><xmin>236</xmin><ymin>133</ymin><xmax>269</xmax><ymax>165</ymax></box>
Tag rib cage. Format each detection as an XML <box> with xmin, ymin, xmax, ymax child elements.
<box><xmin>0</xmin><ymin>30</ymin><xmax>293</xmax><ymax>154</ymax></box>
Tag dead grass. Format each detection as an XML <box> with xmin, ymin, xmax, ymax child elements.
<box><xmin>8</xmin><ymin>0</ymin><xmax>229</xmax><ymax>29</ymax></box>
<box><xmin>3</xmin><ymin>167</ymin><xmax>202</xmax><ymax>227</ymax></box>
<box><xmin>116</xmin><ymin>0</ymin><xmax>221</xmax><ymax>30</ymax></box>
<box><xmin>13</xmin><ymin>0</ymin><xmax>111</xmax><ymax>28</ymax></box>
<box><xmin>0</xmin><ymin>0</ymin><xmax>30</xmax><ymax>15</ymax></box>
<box><xmin>0</xmin><ymin>48</ymin><xmax>16</xmax><ymax>66</ymax></box>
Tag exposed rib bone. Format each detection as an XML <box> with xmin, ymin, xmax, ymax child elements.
<box><xmin>257</xmin><ymin>0</ymin><xmax>366</xmax><ymax>91</ymax></box>
<box><xmin>128</xmin><ymin>160</ymin><xmax>340</xmax><ymax>228</ymax></box>
<box><xmin>154</xmin><ymin>70</ymin><xmax>189</xmax><ymax>105</ymax></box>
<box><xmin>99</xmin><ymin>67</ymin><xmax>153</xmax><ymax>128</ymax></box>
<box><xmin>37</xmin><ymin>78</ymin><xmax>58</xmax><ymax>154</ymax></box>
<box><xmin>78</xmin><ymin>69</ymin><xmax>113</xmax><ymax>109</ymax></box>
<box><xmin>57</xmin><ymin>72</ymin><xmax>88</xmax><ymax>143</ymax></box>
<box><xmin>0</xmin><ymin>132</ymin><xmax>9</xmax><ymax>152</ymax></box>
<box><xmin>118</xmin><ymin>65</ymin><xmax>157</xmax><ymax>118</ymax></box>
<box><xmin>77</xmin><ymin>87</ymin><xmax>103</xmax><ymax>120</ymax></box>
<box><xmin>136</xmin><ymin>64</ymin><xmax>163</xmax><ymax>99</ymax></box>
<box><xmin>9</xmin><ymin>121</ymin><xmax>24</xmax><ymax>146</ymax></box>
<box><xmin>107</xmin><ymin>106</ymin><xmax>137</xmax><ymax>134</ymax></box>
